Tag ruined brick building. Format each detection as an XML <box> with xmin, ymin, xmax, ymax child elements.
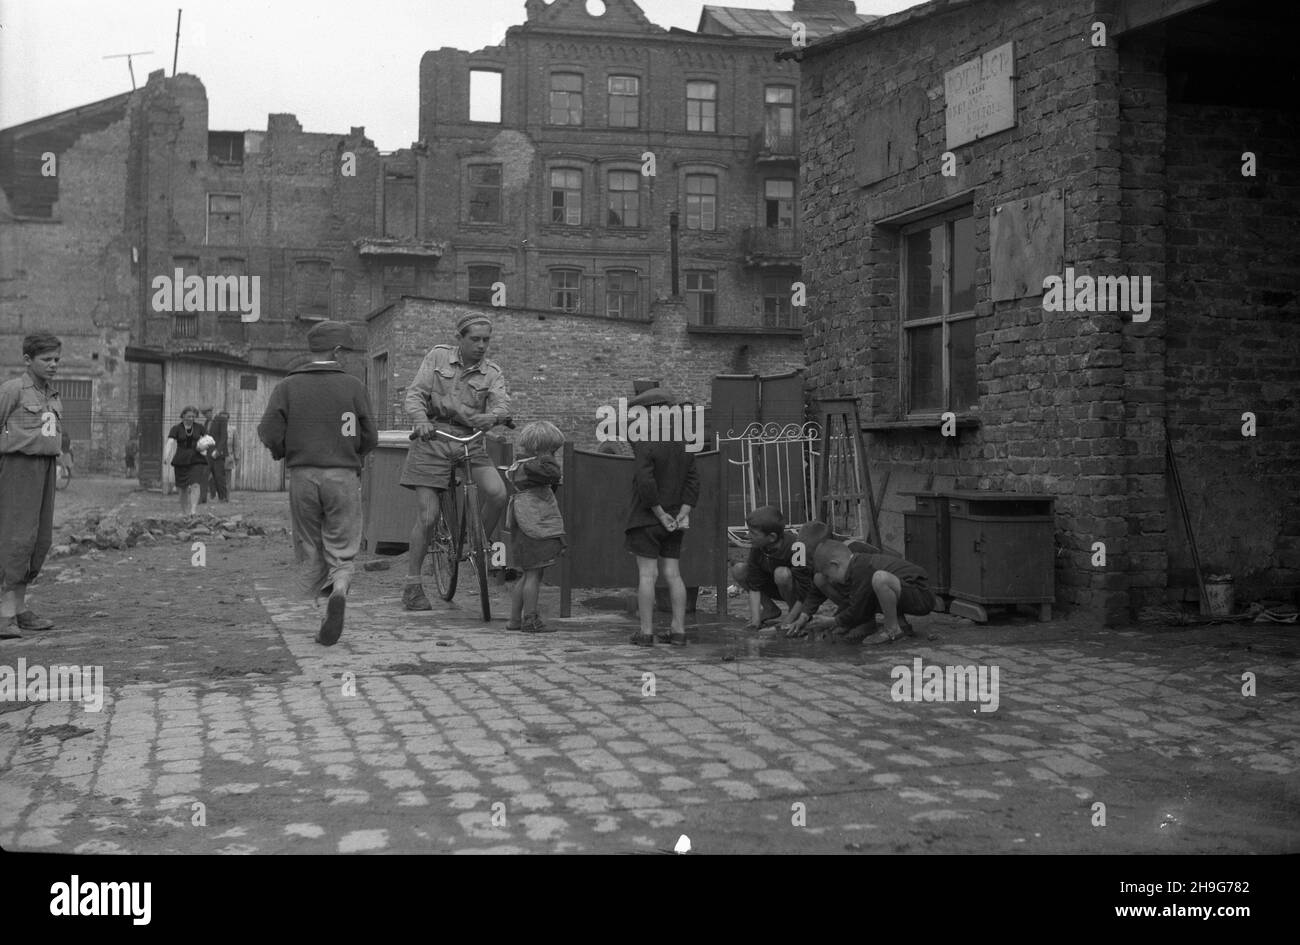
<box><xmin>788</xmin><ymin>0</ymin><xmax>1299</xmax><ymax>620</ymax></box>
<box><xmin>1</xmin><ymin>0</ymin><xmax>873</xmax><ymax>478</ymax></box>
<box><xmin>0</xmin><ymin>71</ymin><xmax>392</xmax><ymax>487</ymax></box>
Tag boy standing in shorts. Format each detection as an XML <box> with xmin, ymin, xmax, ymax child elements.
<box><xmin>624</xmin><ymin>387</ymin><xmax>698</xmax><ymax>647</ymax></box>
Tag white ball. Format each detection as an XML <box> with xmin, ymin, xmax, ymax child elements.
<box><xmin>197</xmin><ymin>435</ymin><xmax>216</xmax><ymax>453</ymax></box>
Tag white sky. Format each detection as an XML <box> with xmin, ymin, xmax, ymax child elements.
<box><xmin>0</xmin><ymin>0</ymin><xmax>919</xmax><ymax>151</ymax></box>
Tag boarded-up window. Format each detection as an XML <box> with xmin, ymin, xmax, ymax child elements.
<box><xmin>295</xmin><ymin>260</ymin><xmax>332</xmax><ymax>316</ymax></box>
<box><xmin>468</xmin><ymin>265</ymin><xmax>501</xmax><ymax>305</ymax></box>
<box><xmin>217</xmin><ymin>257</ymin><xmax>247</xmax><ymax>342</ymax></box>
<box><xmin>384</xmin><ymin>172</ymin><xmax>416</xmax><ymax>238</ymax></box>
<box><xmin>58</xmin><ymin>379</ymin><xmax>92</xmax><ymax>440</ymax></box>
<box><xmin>207</xmin><ymin>194</ymin><xmax>242</xmax><ymax>244</ymax></box>
<box><xmin>383</xmin><ymin>264</ymin><xmax>416</xmax><ymax>302</ymax></box>
<box><xmin>467</xmin><ymin>165</ymin><xmax>502</xmax><ymax>223</ymax></box>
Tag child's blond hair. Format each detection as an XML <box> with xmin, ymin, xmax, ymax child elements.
<box><xmin>517</xmin><ymin>420</ymin><xmax>565</xmax><ymax>455</ymax></box>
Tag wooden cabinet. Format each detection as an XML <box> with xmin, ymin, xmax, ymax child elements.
<box><xmin>904</xmin><ymin>490</ymin><xmax>1055</xmax><ymax>621</ymax></box>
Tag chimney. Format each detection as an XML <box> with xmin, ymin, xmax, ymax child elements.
<box><xmin>793</xmin><ymin>0</ymin><xmax>857</xmax><ymax>14</ymax></box>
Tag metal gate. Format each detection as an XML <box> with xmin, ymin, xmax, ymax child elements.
<box><xmin>717</xmin><ymin>421</ymin><xmax>821</xmax><ymax>545</ymax></box>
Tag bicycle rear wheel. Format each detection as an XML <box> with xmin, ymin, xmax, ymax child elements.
<box><xmin>463</xmin><ymin>482</ymin><xmax>492</xmax><ymax>621</ymax></box>
<box><xmin>428</xmin><ymin>488</ymin><xmax>465</xmax><ymax>602</ymax></box>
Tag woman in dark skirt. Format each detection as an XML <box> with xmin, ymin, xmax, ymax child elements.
<box><xmin>505</xmin><ymin>421</ymin><xmax>566</xmax><ymax>633</ymax></box>
<box><xmin>165</xmin><ymin>406</ymin><xmax>209</xmax><ymax>515</ymax></box>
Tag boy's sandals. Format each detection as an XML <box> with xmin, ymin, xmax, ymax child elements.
<box><xmin>759</xmin><ymin>602</ymin><xmax>783</xmax><ymax>625</ymax></box>
<box><xmin>629</xmin><ymin>632</ymin><xmax>655</xmax><ymax>647</ymax></box>
<box><xmin>654</xmin><ymin>630</ymin><xmax>688</xmax><ymax>647</ymax></box>
<box><xmin>522</xmin><ymin>614</ymin><xmax>554</xmax><ymax>634</ymax></box>
<box><xmin>862</xmin><ymin>625</ymin><xmax>907</xmax><ymax>646</ymax></box>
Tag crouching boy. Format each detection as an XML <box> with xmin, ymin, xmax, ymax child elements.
<box><xmin>797</xmin><ymin>540</ymin><xmax>934</xmax><ymax>645</ymax></box>
<box><xmin>729</xmin><ymin>505</ymin><xmax>812</xmax><ymax>630</ymax></box>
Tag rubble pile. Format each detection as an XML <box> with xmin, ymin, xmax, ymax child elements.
<box><xmin>50</xmin><ymin>511</ymin><xmax>287</xmax><ymax>558</ymax></box>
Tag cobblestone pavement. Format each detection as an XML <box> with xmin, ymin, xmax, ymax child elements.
<box><xmin>1</xmin><ymin>487</ymin><xmax>1298</xmax><ymax>853</ymax></box>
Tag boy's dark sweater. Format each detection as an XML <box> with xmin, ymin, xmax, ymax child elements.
<box><xmin>809</xmin><ymin>551</ymin><xmax>929</xmax><ymax>627</ymax></box>
<box><xmin>257</xmin><ymin>363</ymin><xmax>379</xmax><ymax>470</ymax></box>
<box><xmin>625</xmin><ymin>440</ymin><xmax>700</xmax><ymax>530</ymax></box>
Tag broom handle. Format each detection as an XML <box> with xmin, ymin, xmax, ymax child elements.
<box><xmin>1166</xmin><ymin>439</ymin><xmax>1209</xmax><ymax>614</ymax></box>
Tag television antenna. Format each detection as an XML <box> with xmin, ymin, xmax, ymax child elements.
<box><xmin>103</xmin><ymin>50</ymin><xmax>155</xmax><ymax>90</ymax></box>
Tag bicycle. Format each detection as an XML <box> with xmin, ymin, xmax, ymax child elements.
<box><xmin>409</xmin><ymin>418</ymin><xmax>513</xmax><ymax>621</ymax></box>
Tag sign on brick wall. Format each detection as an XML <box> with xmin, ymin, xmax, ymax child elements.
<box><xmin>990</xmin><ymin>190</ymin><xmax>1064</xmax><ymax>302</ymax></box>
<box><xmin>855</xmin><ymin>88</ymin><xmax>928</xmax><ymax>187</ymax></box>
<box><xmin>945</xmin><ymin>42</ymin><xmax>1016</xmax><ymax>150</ymax></box>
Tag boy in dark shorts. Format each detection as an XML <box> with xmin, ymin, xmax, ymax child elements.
<box><xmin>730</xmin><ymin>505</ymin><xmax>810</xmax><ymax>630</ymax></box>
<box><xmin>624</xmin><ymin>387</ymin><xmax>698</xmax><ymax>647</ymax></box>
<box><xmin>798</xmin><ymin>540</ymin><xmax>934</xmax><ymax>645</ymax></box>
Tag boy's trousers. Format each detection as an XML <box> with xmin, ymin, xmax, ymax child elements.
<box><xmin>0</xmin><ymin>454</ymin><xmax>56</xmax><ymax>588</ymax></box>
<box><xmin>288</xmin><ymin>466</ymin><xmax>362</xmax><ymax>598</ymax></box>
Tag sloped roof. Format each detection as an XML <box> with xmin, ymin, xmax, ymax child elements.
<box><xmin>698</xmin><ymin>5</ymin><xmax>876</xmax><ymax>40</ymax></box>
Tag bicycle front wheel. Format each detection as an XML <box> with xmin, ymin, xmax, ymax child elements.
<box><xmin>463</xmin><ymin>483</ymin><xmax>492</xmax><ymax>621</ymax></box>
<box><xmin>429</xmin><ymin>488</ymin><xmax>465</xmax><ymax>602</ymax></box>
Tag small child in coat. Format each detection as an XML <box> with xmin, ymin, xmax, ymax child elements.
<box><xmin>505</xmin><ymin>421</ymin><xmax>566</xmax><ymax>633</ymax></box>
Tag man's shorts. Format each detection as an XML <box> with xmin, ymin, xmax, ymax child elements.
<box><xmin>625</xmin><ymin>523</ymin><xmax>685</xmax><ymax>560</ymax></box>
<box><xmin>400</xmin><ymin>435</ymin><xmax>494</xmax><ymax>491</ymax></box>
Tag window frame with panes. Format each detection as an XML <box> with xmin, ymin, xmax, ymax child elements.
<box><xmin>686</xmin><ymin>80</ymin><xmax>717</xmax><ymax>133</ymax></box>
<box><xmin>760</xmin><ymin>271</ymin><xmax>800</xmax><ymax>329</ymax></box>
<box><xmin>605</xmin><ymin>269</ymin><xmax>640</xmax><ymax>319</ymax></box>
<box><xmin>684</xmin><ymin>174</ymin><xmax>717</xmax><ymax>231</ymax></box>
<box><xmin>606</xmin><ymin>170</ymin><xmax>641</xmax><ymax>228</ymax></box>
<box><xmin>763</xmin><ymin>86</ymin><xmax>795</xmax><ymax>152</ymax></box>
<box><xmin>607</xmin><ymin>75</ymin><xmax>640</xmax><ymax>129</ymax></box>
<box><xmin>550</xmin><ymin>268</ymin><xmax>582</xmax><ymax>313</ymax></box>
<box><xmin>467</xmin><ymin>164</ymin><xmax>502</xmax><ymax>224</ymax></box>
<box><xmin>550</xmin><ymin>168</ymin><xmax>583</xmax><ymax>225</ymax></box>
<box><xmin>550</xmin><ymin>73</ymin><xmax>584</xmax><ymax>126</ymax></box>
<box><xmin>685</xmin><ymin>270</ymin><xmax>717</xmax><ymax>325</ymax></box>
<box><xmin>898</xmin><ymin>208</ymin><xmax>978</xmax><ymax>418</ymax></box>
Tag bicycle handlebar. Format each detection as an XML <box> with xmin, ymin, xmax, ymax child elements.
<box><xmin>408</xmin><ymin>417</ymin><xmax>515</xmax><ymax>442</ymax></box>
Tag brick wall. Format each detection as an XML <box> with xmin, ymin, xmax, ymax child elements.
<box><xmin>1164</xmin><ymin>102</ymin><xmax>1300</xmax><ymax>602</ymax></box>
<box><xmin>801</xmin><ymin>0</ymin><xmax>1142</xmax><ymax>620</ymax></box>
<box><xmin>366</xmin><ymin>296</ymin><xmax>804</xmax><ymax>446</ymax></box>
<box><xmin>0</xmin><ymin>98</ymin><xmax>140</xmax><ymax>471</ymax></box>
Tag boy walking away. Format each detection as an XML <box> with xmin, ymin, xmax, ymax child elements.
<box><xmin>800</xmin><ymin>540</ymin><xmax>934</xmax><ymax>645</ymax></box>
<box><xmin>730</xmin><ymin>505</ymin><xmax>810</xmax><ymax>631</ymax></box>
<box><xmin>624</xmin><ymin>386</ymin><xmax>698</xmax><ymax>647</ymax></box>
<box><xmin>505</xmin><ymin>421</ymin><xmax>567</xmax><ymax>633</ymax></box>
<box><xmin>258</xmin><ymin>321</ymin><xmax>378</xmax><ymax>646</ymax></box>
<box><xmin>0</xmin><ymin>331</ymin><xmax>64</xmax><ymax>638</ymax></box>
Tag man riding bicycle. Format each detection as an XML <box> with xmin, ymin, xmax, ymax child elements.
<box><xmin>400</xmin><ymin>312</ymin><xmax>511</xmax><ymax>611</ymax></box>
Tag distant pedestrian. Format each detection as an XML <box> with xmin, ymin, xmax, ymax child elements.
<box><xmin>208</xmin><ymin>408</ymin><xmax>232</xmax><ymax>502</ymax></box>
<box><xmin>257</xmin><ymin>321</ymin><xmax>378</xmax><ymax>646</ymax></box>
<box><xmin>125</xmin><ymin>427</ymin><xmax>137</xmax><ymax>477</ymax></box>
<box><xmin>505</xmin><ymin>421</ymin><xmax>566</xmax><ymax>633</ymax></box>
<box><xmin>198</xmin><ymin>407</ymin><xmax>215</xmax><ymax>503</ymax></box>
<box><xmin>165</xmin><ymin>406</ymin><xmax>208</xmax><ymax>516</ymax></box>
<box><xmin>0</xmin><ymin>331</ymin><xmax>64</xmax><ymax>638</ymax></box>
<box><xmin>624</xmin><ymin>386</ymin><xmax>698</xmax><ymax>647</ymax></box>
